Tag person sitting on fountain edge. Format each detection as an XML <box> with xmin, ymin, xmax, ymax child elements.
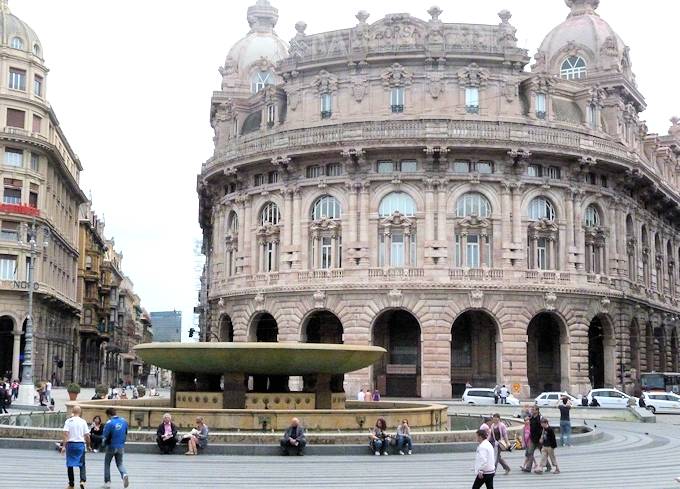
<box><xmin>280</xmin><ymin>417</ymin><xmax>306</xmax><ymax>456</ymax></box>
<box><xmin>156</xmin><ymin>413</ymin><xmax>179</xmax><ymax>454</ymax></box>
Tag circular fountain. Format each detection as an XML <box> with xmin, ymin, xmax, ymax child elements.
<box><xmin>70</xmin><ymin>342</ymin><xmax>448</xmax><ymax>432</ymax></box>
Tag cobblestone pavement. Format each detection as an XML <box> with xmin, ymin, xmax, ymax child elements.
<box><xmin>2</xmin><ymin>420</ymin><xmax>679</xmax><ymax>489</ymax></box>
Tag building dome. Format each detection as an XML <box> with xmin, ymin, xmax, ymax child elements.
<box><xmin>0</xmin><ymin>0</ymin><xmax>43</xmax><ymax>59</ymax></box>
<box><xmin>534</xmin><ymin>0</ymin><xmax>631</xmax><ymax>81</ymax></box>
<box><xmin>226</xmin><ymin>0</ymin><xmax>288</xmax><ymax>76</ymax></box>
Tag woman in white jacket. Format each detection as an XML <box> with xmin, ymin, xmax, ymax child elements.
<box><xmin>473</xmin><ymin>429</ymin><xmax>496</xmax><ymax>489</ymax></box>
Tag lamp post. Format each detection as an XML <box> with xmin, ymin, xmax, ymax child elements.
<box><xmin>16</xmin><ymin>221</ymin><xmax>48</xmax><ymax>406</ymax></box>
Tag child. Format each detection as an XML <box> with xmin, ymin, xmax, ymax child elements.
<box><xmin>534</xmin><ymin>417</ymin><xmax>560</xmax><ymax>474</ymax></box>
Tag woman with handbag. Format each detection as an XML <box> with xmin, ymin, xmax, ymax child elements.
<box><xmin>491</xmin><ymin>413</ymin><xmax>511</xmax><ymax>475</ymax></box>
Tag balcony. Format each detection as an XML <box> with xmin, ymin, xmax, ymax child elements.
<box><xmin>0</xmin><ymin>203</ymin><xmax>39</xmax><ymax>217</ymax></box>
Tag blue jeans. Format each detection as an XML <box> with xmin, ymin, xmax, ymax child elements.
<box><xmin>104</xmin><ymin>448</ymin><xmax>127</xmax><ymax>483</ymax></box>
<box><xmin>371</xmin><ymin>439</ymin><xmax>387</xmax><ymax>454</ymax></box>
<box><xmin>397</xmin><ymin>435</ymin><xmax>412</xmax><ymax>451</ymax></box>
<box><xmin>559</xmin><ymin>421</ymin><xmax>572</xmax><ymax>446</ymax></box>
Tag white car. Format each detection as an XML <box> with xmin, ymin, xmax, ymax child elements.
<box><xmin>642</xmin><ymin>392</ymin><xmax>680</xmax><ymax>414</ymax></box>
<box><xmin>534</xmin><ymin>392</ymin><xmax>579</xmax><ymax>407</ymax></box>
<box><xmin>462</xmin><ymin>388</ymin><xmax>520</xmax><ymax>406</ymax></box>
<box><xmin>586</xmin><ymin>388</ymin><xmax>637</xmax><ymax>408</ymax></box>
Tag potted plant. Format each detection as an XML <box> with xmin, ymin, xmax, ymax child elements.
<box><xmin>67</xmin><ymin>383</ymin><xmax>81</xmax><ymax>401</ymax></box>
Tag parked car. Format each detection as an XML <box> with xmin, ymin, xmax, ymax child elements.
<box><xmin>586</xmin><ymin>388</ymin><xmax>637</xmax><ymax>408</ymax></box>
<box><xmin>534</xmin><ymin>392</ymin><xmax>579</xmax><ymax>407</ymax></box>
<box><xmin>462</xmin><ymin>388</ymin><xmax>520</xmax><ymax>406</ymax></box>
<box><xmin>642</xmin><ymin>392</ymin><xmax>680</xmax><ymax>414</ymax></box>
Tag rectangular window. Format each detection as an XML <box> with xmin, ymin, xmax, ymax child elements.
<box><xmin>391</xmin><ymin>232</ymin><xmax>404</xmax><ymax>267</ymax></box>
<box><xmin>588</xmin><ymin>172</ymin><xmax>597</xmax><ymax>185</ymax></box>
<box><xmin>265</xmin><ymin>241</ymin><xmax>275</xmax><ymax>272</ymax></box>
<box><xmin>400</xmin><ymin>160</ymin><xmax>417</xmax><ymax>173</ymax></box>
<box><xmin>267</xmin><ymin>171</ymin><xmax>278</xmax><ymax>184</ymax></box>
<box><xmin>527</xmin><ymin>164</ymin><xmax>542</xmax><ymax>177</ymax></box>
<box><xmin>476</xmin><ymin>161</ymin><xmax>493</xmax><ymax>174</ymax></box>
<box><xmin>25</xmin><ymin>256</ymin><xmax>31</xmax><ymax>281</ymax></box>
<box><xmin>325</xmin><ymin>163</ymin><xmax>342</xmax><ymax>177</ymax></box>
<box><xmin>306</xmin><ymin>165</ymin><xmax>322</xmax><ymax>178</ymax></box>
<box><xmin>601</xmin><ymin>175</ymin><xmax>608</xmax><ymax>188</ymax></box>
<box><xmin>466</xmin><ymin>234</ymin><xmax>480</xmax><ymax>268</ymax></box>
<box><xmin>3</xmin><ymin>187</ymin><xmax>20</xmax><ymax>204</ymax></box>
<box><xmin>453</xmin><ymin>160</ymin><xmax>470</xmax><ymax>173</ymax></box>
<box><xmin>390</xmin><ymin>87</ymin><xmax>404</xmax><ymax>112</ymax></box>
<box><xmin>465</xmin><ymin>87</ymin><xmax>479</xmax><ymax>113</ymax></box>
<box><xmin>6</xmin><ymin>108</ymin><xmax>25</xmax><ymax>128</ymax></box>
<box><xmin>34</xmin><ymin>75</ymin><xmax>43</xmax><ymax>97</ymax></box>
<box><xmin>0</xmin><ymin>221</ymin><xmax>18</xmax><ymax>241</ymax></box>
<box><xmin>29</xmin><ymin>183</ymin><xmax>38</xmax><ymax>207</ymax></box>
<box><xmin>536</xmin><ymin>93</ymin><xmax>546</xmax><ymax>118</ymax></box>
<box><xmin>587</xmin><ymin>104</ymin><xmax>596</xmax><ymax>128</ymax></box>
<box><xmin>253</xmin><ymin>174</ymin><xmax>265</xmax><ymax>186</ymax></box>
<box><xmin>537</xmin><ymin>237</ymin><xmax>547</xmax><ymax>270</ymax></box>
<box><xmin>85</xmin><ymin>255</ymin><xmax>93</xmax><ymax>270</ymax></box>
<box><xmin>547</xmin><ymin>166</ymin><xmax>561</xmax><ymax>180</ymax></box>
<box><xmin>0</xmin><ymin>255</ymin><xmax>16</xmax><ymax>280</ymax></box>
<box><xmin>30</xmin><ymin>153</ymin><xmax>39</xmax><ymax>171</ymax></box>
<box><xmin>266</xmin><ymin>105</ymin><xmax>275</xmax><ymax>125</ymax></box>
<box><xmin>320</xmin><ymin>93</ymin><xmax>332</xmax><ymax>118</ymax></box>
<box><xmin>8</xmin><ymin>68</ymin><xmax>26</xmax><ymax>91</ymax></box>
<box><xmin>32</xmin><ymin>115</ymin><xmax>42</xmax><ymax>134</ymax></box>
<box><xmin>4</xmin><ymin>148</ymin><xmax>22</xmax><ymax>167</ymax></box>
<box><xmin>321</xmin><ymin>236</ymin><xmax>332</xmax><ymax>269</ymax></box>
<box><xmin>377</xmin><ymin>160</ymin><xmax>394</xmax><ymax>174</ymax></box>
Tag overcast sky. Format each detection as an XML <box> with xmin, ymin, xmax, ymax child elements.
<box><xmin>16</xmin><ymin>0</ymin><xmax>680</xmax><ymax>339</ymax></box>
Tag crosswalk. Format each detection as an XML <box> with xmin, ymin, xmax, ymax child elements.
<box><xmin>2</xmin><ymin>421</ymin><xmax>678</xmax><ymax>489</ymax></box>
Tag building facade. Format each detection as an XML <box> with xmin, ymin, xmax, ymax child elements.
<box><xmin>0</xmin><ymin>0</ymin><xmax>86</xmax><ymax>385</ymax></box>
<box><xmin>198</xmin><ymin>0</ymin><xmax>680</xmax><ymax>398</ymax></box>
<box><xmin>149</xmin><ymin>310</ymin><xmax>182</xmax><ymax>343</ymax></box>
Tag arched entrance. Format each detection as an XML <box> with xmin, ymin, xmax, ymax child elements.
<box><xmin>219</xmin><ymin>314</ymin><xmax>234</xmax><ymax>342</ymax></box>
<box><xmin>588</xmin><ymin>316</ymin><xmax>606</xmax><ymax>388</ymax></box>
<box><xmin>629</xmin><ymin>319</ymin><xmax>640</xmax><ymax>382</ymax></box>
<box><xmin>0</xmin><ymin>316</ymin><xmax>14</xmax><ymax>379</ymax></box>
<box><xmin>372</xmin><ymin>309</ymin><xmax>421</xmax><ymax>397</ymax></box>
<box><xmin>527</xmin><ymin>312</ymin><xmax>565</xmax><ymax>396</ymax></box>
<box><xmin>302</xmin><ymin>310</ymin><xmax>343</xmax><ymax>344</ymax></box>
<box><xmin>249</xmin><ymin>313</ymin><xmax>282</xmax><ymax>391</ymax></box>
<box><xmin>450</xmin><ymin>310</ymin><xmax>498</xmax><ymax>396</ymax></box>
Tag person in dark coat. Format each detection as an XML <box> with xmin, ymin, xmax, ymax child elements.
<box><xmin>280</xmin><ymin>417</ymin><xmax>306</xmax><ymax>456</ymax></box>
<box><xmin>522</xmin><ymin>407</ymin><xmax>550</xmax><ymax>472</ymax></box>
<box><xmin>534</xmin><ymin>417</ymin><xmax>560</xmax><ymax>474</ymax></box>
<box><xmin>156</xmin><ymin>413</ymin><xmax>179</xmax><ymax>454</ymax></box>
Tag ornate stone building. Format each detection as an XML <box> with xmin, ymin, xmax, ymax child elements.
<box><xmin>198</xmin><ymin>0</ymin><xmax>680</xmax><ymax>398</ymax></box>
<box><xmin>0</xmin><ymin>0</ymin><xmax>86</xmax><ymax>385</ymax></box>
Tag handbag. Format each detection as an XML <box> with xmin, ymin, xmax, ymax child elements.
<box><xmin>498</xmin><ymin>439</ymin><xmax>511</xmax><ymax>452</ymax></box>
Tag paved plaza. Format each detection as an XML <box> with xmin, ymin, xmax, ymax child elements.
<box><xmin>2</xmin><ymin>420</ymin><xmax>679</xmax><ymax>488</ymax></box>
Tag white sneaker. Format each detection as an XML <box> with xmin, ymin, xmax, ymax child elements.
<box><xmin>101</xmin><ymin>483</ymin><xmax>111</xmax><ymax>489</ymax></box>
<box><xmin>408</xmin><ymin>450</ymin><xmax>412</xmax><ymax>455</ymax></box>
<box><xmin>383</xmin><ymin>452</ymin><xmax>388</xmax><ymax>456</ymax></box>
<box><xmin>399</xmin><ymin>450</ymin><xmax>405</xmax><ymax>455</ymax></box>
<box><xmin>374</xmin><ymin>451</ymin><xmax>380</xmax><ymax>456</ymax></box>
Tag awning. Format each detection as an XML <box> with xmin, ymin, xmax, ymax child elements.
<box><xmin>119</xmin><ymin>353</ymin><xmax>136</xmax><ymax>362</ymax></box>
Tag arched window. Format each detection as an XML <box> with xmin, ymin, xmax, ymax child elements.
<box><xmin>379</xmin><ymin>192</ymin><xmax>416</xmax><ymax>217</ymax></box>
<box><xmin>228</xmin><ymin>211</ymin><xmax>239</xmax><ymax>233</ymax></box>
<box><xmin>260</xmin><ymin>202</ymin><xmax>280</xmax><ymax>226</ymax></box>
<box><xmin>251</xmin><ymin>71</ymin><xmax>274</xmax><ymax>94</ymax></box>
<box><xmin>10</xmin><ymin>37</ymin><xmax>23</xmax><ymax>49</ymax></box>
<box><xmin>33</xmin><ymin>44</ymin><xmax>41</xmax><ymax>56</ymax></box>
<box><xmin>528</xmin><ymin>197</ymin><xmax>556</xmax><ymax>221</ymax></box>
<box><xmin>584</xmin><ymin>205</ymin><xmax>600</xmax><ymax>227</ymax></box>
<box><xmin>456</xmin><ymin>192</ymin><xmax>491</xmax><ymax>218</ymax></box>
<box><xmin>560</xmin><ymin>56</ymin><xmax>587</xmax><ymax>80</ymax></box>
<box><xmin>311</xmin><ymin>195</ymin><xmax>341</xmax><ymax>220</ymax></box>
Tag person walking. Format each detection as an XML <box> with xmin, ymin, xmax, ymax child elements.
<box><xmin>61</xmin><ymin>405</ymin><xmax>90</xmax><ymax>489</ymax></box>
<box><xmin>0</xmin><ymin>383</ymin><xmax>8</xmax><ymax>414</ymax></box>
<box><xmin>522</xmin><ymin>407</ymin><xmax>544</xmax><ymax>472</ymax></box>
<box><xmin>490</xmin><ymin>414</ymin><xmax>511</xmax><ymax>475</ymax></box>
<box><xmin>534</xmin><ymin>417</ymin><xmax>560</xmax><ymax>474</ymax></box>
<box><xmin>558</xmin><ymin>395</ymin><xmax>572</xmax><ymax>447</ymax></box>
<box><xmin>45</xmin><ymin>380</ymin><xmax>52</xmax><ymax>403</ymax></box>
<box><xmin>102</xmin><ymin>407</ymin><xmax>130</xmax><ymax>488</ymax></box>
<box><xmin>472</xmin><ymin>429</ymin><xmax>496</xmax><ymax>489</ymax></box>
<box><xmin>499</xmin><ymin>385</ymin><xmax>509</xmax><ymax>405</ymax></box>
<box><xmin>11</xmin><ymin>379</ymin><xmax>19</xmax><ymax>400</ymax></box>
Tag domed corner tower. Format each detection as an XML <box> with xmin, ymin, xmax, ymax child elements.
<box><xmin>0</xmin><ymin>0</ymin><xmax>89</xmax><ymax>387</ymax></box>
<box><xmin>532</xmin><ymin>0</ymin><xmax>645</xmax><ymax>139</ymax></box>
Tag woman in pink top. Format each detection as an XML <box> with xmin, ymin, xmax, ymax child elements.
<box><xmin>521</xmin><ymin>416</ymin><xmax>533</xmax><ymax>471</ymax></box>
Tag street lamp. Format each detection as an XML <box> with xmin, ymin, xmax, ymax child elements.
<box><xmin>16</xmin><ymin>221</ymin><xmax>49</xmax><ymax>407</ymax></box>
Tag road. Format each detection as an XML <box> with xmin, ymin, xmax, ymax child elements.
<box><xmin>2</xmin><ymin>420</ymin><xmax>679</xmax><ymax>488</ymax></box>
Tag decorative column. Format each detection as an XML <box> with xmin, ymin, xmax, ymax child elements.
<box><xmin>461</xmin><ymin>232</ymin><xmax>468</xmax><ymax>267</ymax></box>
<box><xmin>311</xmin><ymin>232</ymin><xmax>319</xmax><ymax>269</ymax></box>
<box><xmin>424</xmin><ymin>179</ymin><xmax>435</xmax><ymax>242</ymax></box>
<box><xmin>292</xmin><ymin>188</ymin><xmax>301</xmax><ymax>268</ymax></box>
<box><xmin>404</xmin><ymin>229</ymin><xmax>411</xmax><ymax>267</ymax></box>
<box><xmin>281</xmin><ymin>189</ymin><xmax>293</xmax><ymax>247</ymax></box>
<box><xmin>383</xmin><ymin>229</ymin><xmax>392</xmax><ymax>267</ymax></box>
<box><xmin>347</xmin><ymin>182</ymin><xmax>358</xmax><ymax>243</ymax></box>
<box><xmin>548</xmin><ymin>237</ymin><xmax>555</xmax><ymax>270</ymax></box>
<box><xmin>511</xmin><ymin>182</ymin><xmax>522</xmax><ymax>246</ymax></box>
<box><xmin>359</xmin><ymin>183</ymin><xmax>370</xmax><ymax>265</ymax></box>
<box><xmin>436</xmin><ymin>180</ymin><xmax>447</xmax><ymax>242</ymax></box>
<box><xmin>11</xmin><ymin>330</ymin><xmax>21</xmax><ymax>381</ymax></box>
<box><xmin>573</xmin><ymin>191</ymin><xmax>585</xmax><ymax>270</ymax></box>
<box><xmin>331</xmin><ymin>234</ymin><xmax>338</xmax><ymax>269</ymax></box>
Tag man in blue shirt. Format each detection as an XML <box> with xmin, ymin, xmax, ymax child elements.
<box><xmin>102</xmin><ymin>407</ymin><xmax>130</xmax><ymax>488</ymax></box>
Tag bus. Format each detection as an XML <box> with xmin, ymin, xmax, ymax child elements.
<box><xmin>640</xmin><ymin>372</ymin><xmax>680</xmax><ymax>393</ymax></box>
